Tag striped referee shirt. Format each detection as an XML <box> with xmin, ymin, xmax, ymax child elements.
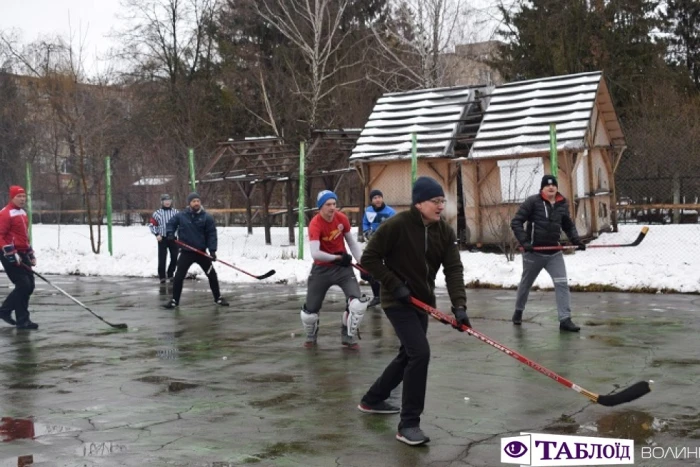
<box><xmin>149</xmin><ymin>207</ymin><xmax>178</xmax><ymax>236</ymax></box>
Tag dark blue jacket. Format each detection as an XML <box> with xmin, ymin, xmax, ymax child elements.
<box><xmin>166</xmin><ymin>207</ymin><xmax>217</xmax><ymax>253</ymax></box>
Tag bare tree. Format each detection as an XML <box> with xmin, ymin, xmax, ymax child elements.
<box><xmin>370</xmin><ymin>0</ymin><xmax>471</xmax><ymax>89</ymax></box>
<box><xmin>1</xmin><ymin>29</ymin><xmax>129</xmax><ymax>253</ymax></box>
<box><xmin>255</xmin><ymin>0</ymin><xmax>365</xmax><ymax>131</ymax></box>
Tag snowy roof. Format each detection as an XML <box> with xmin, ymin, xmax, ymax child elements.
<box><xmin>350</xmin><ymin>85</ymin><xmax>484</xmax><ymax>161</ymax></box>
<box><xmin>470</xmin><ymin>71</ymin><xmax>623</xmax><ymax>159</ymax></box>
<box><xmin>133</xmin><ymin>175</ymin><xmax>173</xmax><ymax>186</ymax></box>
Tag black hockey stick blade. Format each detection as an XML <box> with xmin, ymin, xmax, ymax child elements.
<box><xmin>596</xmin><ymin>381</ymin><xmax>651</xmax><ymax>406</ymax></box>
<box><xmin>630</xmin><ymin>226</ymin><xmax>649</xmax><ymax>246</ymax></box>
<box><xmin>255</xmin><ymin>269</ymin><xmax>276</xmax><ymax>280</ymax></box>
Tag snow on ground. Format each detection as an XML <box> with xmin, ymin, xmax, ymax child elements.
<box><xmin>21</xmin><ymin>223</ymin><xmax>700</xmax><ymax>293</ymax></box>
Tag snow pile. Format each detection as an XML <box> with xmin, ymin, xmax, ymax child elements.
<box><xmin>20</xmin><ymin>224</ymin><xmax>700</xmax><ymax>293</ymax></box>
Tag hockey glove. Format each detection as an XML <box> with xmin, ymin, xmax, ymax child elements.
<box><xmin>574</xmin><ymin>241</ymin><xmax>586</xmax><ymax>251</ymax></box>
<box><xmin>335</xmin><ymin>253</ymin><xmax>353</xmax><ymax>267</ymax></box>
<box><xmin>392</xmin><ymin>285</ymin><xmax>411</xmax><ymax>305</ymax></box>
<box><xmin>521</xmin><ymin>243</ymin><xmax>534</xmax><ymax>253</ymax></box>
<box><xmin>452</xmin><ymin>306</ymin><xmax>471</xmax><ymax>330</ymax></box>
<box><xmin>2</xmin><ymin>245</ymin><xmax>19</xmax><ymax>266</ymax></box>
<box><xmin>210</xmin><ymin>251</ymin><xmax>217</xmax><ymax>261</ymax></box>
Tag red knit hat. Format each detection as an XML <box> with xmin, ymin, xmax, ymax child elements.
<box><xmin>9</xmin><ymin>185</ymin><xmax>26</xmax><ymax>200</ymax></box>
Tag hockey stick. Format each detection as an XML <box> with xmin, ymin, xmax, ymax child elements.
<box><xmin>351</xmin><ymin>263</ymin><xmax>651</xmax><ymax>406</ymax></box>
<box><xmin>528</xmin><ymin>226</ymin><xmax>649</xmax><ymax>252</ymax></box>
<box><xmin>175</xmin><ymin>240</ymin><xmax>276</xmax><ymax>280</ymax></box>
<box><xmin>23</xmin><ymin>265</ymin><xmax>128</xmax><ymax>329</ymax></box>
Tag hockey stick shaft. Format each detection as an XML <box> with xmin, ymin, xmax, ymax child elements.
<box><xmin>174</xmin><ymin>240</ymin><xmax>275</xmax><ymax>280</ymax></box>
<box><xmin>529</xmin><ymin>226</ymin><xmax>649</xmax><ymax>251</ymax></box>
<box><xmin>23</xmin><ymin>265</ymin><xmax>127</xmax><ymax>329</ymax></box>
<box><xmin>352</xmin><ymin>263</ymin><xmax>650</xmax><ymax>406</ymax></box>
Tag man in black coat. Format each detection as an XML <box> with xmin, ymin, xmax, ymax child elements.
<box><xmin>510</xmin><ymin>175</ymin><xmax>584</xmax><ymax>332</ymax></box>
<box><xmin>163</xmin><ymin>192</ymin><xmax>229</xmax><ymax>309</ymax></box>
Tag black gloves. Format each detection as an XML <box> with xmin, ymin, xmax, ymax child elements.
<box><xmin>2</xmin><ymin>245</ymin><xmax>19</xmax><ymax>266</ymax></box>
<box><xmin>574</xmin><ymin>241</ymin><xmax>586</xmax><ymax>251</ymax></box>
<box><xmin>392</xmin><ymin>285</ymin><xmax>411</xmax><ymax>304</ymax></box>
<box><xmin>166</xmin><ymin>232</ymin><xmax>175</xmax><ymax>241</ymax></box>
<box><xmin>335</xmin><ymin>253</ymin><xmax>353</xmax><ymax>267</ymax></box>
<box><xmin>210</xmin><ymin>251</ymin><xmax>217</xmax><ymax>261</ymax></box>
<box><xmin>452</xmin><ymin>306</ymin><xmax>471</xmax><ymax>330</ymax></box>
<box><xmin>521</xmin><ymin>243</ymin><xmax>534</xmax><ymax>253</ymax></box>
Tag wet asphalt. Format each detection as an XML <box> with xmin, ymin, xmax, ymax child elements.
<box><xmin>0</xmin><ymin>274</ymin><xmax>699</xmax><ymax>466</ymax></box>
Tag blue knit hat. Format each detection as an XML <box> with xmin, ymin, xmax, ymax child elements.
<box><xmin>412</xmin><ymin>176</ymin><xmax>444</xmax><ymax>204</ymax></box>
<box><xmin>316</xmin><ymin>190</ymin><xmax>338</xmax><ymax>209</ymax></box>
<box><xmin>186</xmin><ymin>192</ymin><xmax>201</xmax><ymax>204</ymax></box>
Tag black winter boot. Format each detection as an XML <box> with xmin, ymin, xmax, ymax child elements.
<box><xmin>559</xmin><ymin>318</ymin><xmax>581</xmax><ymax>332</ymax></box>
<box><xmin>512</xmin><ymin>310</ymin><xmax>523</xmax><ymax>325</ymax></box>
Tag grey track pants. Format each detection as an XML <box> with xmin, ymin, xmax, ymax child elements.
<box><xmin>514</xmin><ymin>252</ymin><xmax>572</xmax><ymax>321</ymax></box>
<box><xmin>304</xmin><ymin>263</ymin><xmax>361</xmax><ymax>314</ymax></box>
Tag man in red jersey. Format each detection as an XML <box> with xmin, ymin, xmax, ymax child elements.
<box><xmin>0</xmin><ymin>186</ymin><xmax>38</xmax><ymax>329</ymax></box>
<box><xmin>300</xmin><ymin>190</ymin><xmax>369</xmax><ymax>349</ymax></box>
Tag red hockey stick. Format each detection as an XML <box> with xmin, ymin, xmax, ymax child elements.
<box><xmin>528</xmin><ymin>226</ymin><xmax>649</xmax><ymax>252</ymax></box>
<box><xmin>352</xmin><ymin>263</ymin><xmax>651</xmax><ymax>406</ymax></box>
<box><xmin>175</xmin><ymin>240</ymin><xmax>275</xmax><ymax>280</ymax></box>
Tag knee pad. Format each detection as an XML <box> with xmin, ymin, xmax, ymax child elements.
<box><xmin>343</xmin><ymin>295</ymin><xmax>369</xmax><ymax>337</ymax></box>
<box><xmin>300</xmin><ymin>305</ymin><xmax>319</xmax><ymax>337</ymax></box>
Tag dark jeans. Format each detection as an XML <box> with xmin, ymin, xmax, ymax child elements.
<box><xmin>362</xmin><ymin>305</ymin><xmax>430</xmax><ymax>428</ymax></box>
<box><xmin>157</xmin><ymin>238</ymin><xmax>178</xmax><ymax>280</ymax></box>
<box><xmin>0</xmin><ymin>254</ymin><xmax>35</xmax><ymax>325</ymax></box>
<box><xmin>172</xmin><ymin>250</ymin><xmax>221</xmax><ymax>304</ymax></box>
<box><xmin>361</xmin><ymin>272</ymin><xmax>381</xmax><ymax>298</ymax></box>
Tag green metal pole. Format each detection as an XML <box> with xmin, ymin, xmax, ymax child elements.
<box><xmin>105</xmin><ymin>156</ymin><xmax>113</xmax><ymax>256</ymax></box>
<box><xmin>25</xmin><ymin>161</ymin><xmax>32</xmax><ymax>243</ymax></box>
<box><xmin>298</xmin><ymin>142</ymin><xmax>306</xmax><ymax>260</ymax></box>
<box><xmin>188</xmin><ymin>148</ymin><xmax>197</xmax><ymax>192</ymax></box>
<box><xmin>411</xmin><ymin>132</ymin><xmax>418</xmax><ymax>184</ymax></box>
<box><xmin>549</xmin><ymin>123</ymin><xmax>558</xmax><ymax>177</ymax></box>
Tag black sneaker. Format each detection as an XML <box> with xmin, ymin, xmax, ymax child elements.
<box><xmin>559</xmin><ymin>318</ymin><xmax>581</xmax><ymax>332</ymax></box>
<box><xmin>512</xmin><ymin>310</ymin><xmax>523</xmax><ymax>325</ymax></box>
<box><xmin>163</xmin><ymin>299</ymin><xmax>178</xmax><ymax>309</ymax></box>
<box><xmin>215</xmin><ymin>297</ymin><xmax>229</xmax><ymax>306</ymax></box>
<box><xmin>358</xmin><ymin>400</ymin><xmax>400</xmax><ymax>414</ymax></box>
<box><xmin>159</xmin><ymin>278</ymin><xmax>166</xmax><ymax>284</ymax></box>
<box><xmin>396</xmin><ymin>426</ymin><xmax>430</xmax><ymax>446</ymax></box>
<box><xmin>16</xmin><ymin>321</ymin><xmax>39</xmax><ymax>330</ymax></box>
<box><xmin>0</xmin><ymin>313</ymin><xmax>16</xmax><ymax>326</ymax></box>
<box><xmin>368</xmin><ymin>297</ymin><xmax>381</xmax><ymax>308</ymax></box>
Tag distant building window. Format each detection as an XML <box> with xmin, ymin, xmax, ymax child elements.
<box><xmin>498</xmin><ymin>157</ymin><xmax>544</xmax><ymax>203</ymax></box>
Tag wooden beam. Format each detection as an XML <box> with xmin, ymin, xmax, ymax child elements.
<box><xmin>368</xmin><ymin>164</ymin><xmax>388</xmax><ymax>187</ymax></box>
<box><xmin>198</xmin><ymin>146</ymin><xmax>227</xmax><ymax>180</ymax></box>
<box><xmin>476</xmin><ymin>162</ymin><xmax>497</xmax><ymax>188</ymax></box>
<box><xmin>427</xmin><ymin>162</ymin><xmax>445</xmax><ymax>182</ymax></box>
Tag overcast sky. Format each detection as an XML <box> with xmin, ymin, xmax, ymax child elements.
<box><xmin>0</xmin><ymin>0</ymin><xmax>123</xmax><ymax>73</ymax></box>
<box><xmin>0</xmin><ymin>0</ymin><xmax>505</xmax><ymax>75</ymax></box>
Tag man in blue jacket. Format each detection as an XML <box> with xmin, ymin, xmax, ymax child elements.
<box><xmin>361</xmin><ymin>189</ymin><xmax>396</xmax><ymax>307</ymax></box>
<box><xmin>163</xmin><ymin>192</ymin><xmax>229</xmax><ymax>309</ymax></box>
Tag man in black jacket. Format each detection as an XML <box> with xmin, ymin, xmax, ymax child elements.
<box><xmin>357</xmin><ymin>176</ymin><xmax>470</xmax><ymax>446</ymax></box>
<box><xmin>163</xmin><ymin>192</ymin><xmax>228</xmax><ymax>309</ymax></box>
<box><xmin>510</xmin><ymin>175</ymin><xmax>584</xmax><ymax>332</ymax></box>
